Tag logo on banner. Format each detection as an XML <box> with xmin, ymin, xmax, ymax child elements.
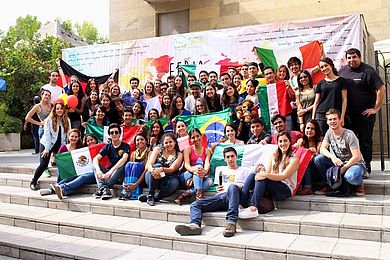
<box><xmin>76</xmin><ymin>155</ymin><xmax>89</xmax><ymax>167</ymax></box>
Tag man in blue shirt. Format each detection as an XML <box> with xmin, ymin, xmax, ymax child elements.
<box><xmin>93</xmin><ymin>123</ymin><xmax>130</xmax><ymax>200</ymax></box>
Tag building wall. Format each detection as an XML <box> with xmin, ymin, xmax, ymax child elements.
<box><xmin>109</xmin><ymin>0</ymin><xmax>390</xmax><ymax>44</ymax></box>
<box><xmin>109</xmin><ymin>0</ymin><xmax>390</xmax><ymax>155</ymax></box>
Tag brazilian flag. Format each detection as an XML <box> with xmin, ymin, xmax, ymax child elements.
<box><xmin>177</xmin><ymin>109</ymin><xmax>232</xmax><ymax>147</ymax></box>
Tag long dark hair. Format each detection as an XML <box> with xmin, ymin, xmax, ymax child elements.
<box><xmin>302</xmin><ymin>119</ymin><xmax>322</xmax><ymax>148</ymax></box>
<box><xmin>204</xmin><ymin>83</ymin><xmax>222</xmax><ymax>112</ymax></box>
<box><xmin>148</xmin><ymin>120</ymin><xmax>164</xmax><ymax>145</ymax></box>
<box><xmin>67</xmin><ymin>81</ymin><xmax>85</xmax><ymax>102</ymax></box>
<box><xmin>85</xmin><ymin>78</ymin><xmax>97</xmax><ymax>96</ymax></box>
<box><xmin>297</xmin><ymin>70</ymin><xmax>313</xmax><ymax>92</ymax></box>
<box><xmin>147</xmin><ymin>108</ymin><xmax>160</xmax><ymax>121</ymax></box>
<box><xmin>320</xmin><ymin>57</ymin><xmax>338</xmax><ymax>76</ymax></box>
<box><xmin>132</xmin><ymin>100</ymin><xmax>145</xmax><ymax>119</ymax></box>
<box><xmin>169</xmin><ymin>95</ymin><xmax>185</xmax><ymax>121</ymax></box>
<box><xmin>224</xmin><ymin>123</ymin><xmax>238</xmax><ymax>138</ymax></box>
<box><xmin>189</xmin><ymin>128</ymin><xmax>202</xmax><ymax>138</ymax></box>
<box><xmin>273</xmin><ymin>131</ymin><xmax>293</xmax><ymax>173</ymax></box>
<box><xmin>162</xmin><ymin>132</ymin><xmax>180</xmax><ymax>153</ymax></box>
<box><xmin>174</xmin><ymin>75</ymin><xmax>186</xmax><ymax>98</ymax></box>
<box><xmin>221</xmin><ymin>84</ymin><xmax>240</xmax><ymax>107</ymax></box>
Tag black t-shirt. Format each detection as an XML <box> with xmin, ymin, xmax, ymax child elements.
<box><xmin>99</xmin><ymin>141</ymin><xmax>130</xmax><ymax>168</ymax></box>
<box><xmin>339</xmin><ymin>63</ymin><xmax>384</xmax><ymax>114</ymax></box>
<box><xmin>315</xmin><ymin>77</ymin><xmax>346</xmax><ymax>114</ymax></box>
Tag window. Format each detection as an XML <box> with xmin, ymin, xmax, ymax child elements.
<box><xmin>158</xmin><ymin>10</ymin><xmax>189</xmax><ymax>36</ymax></box>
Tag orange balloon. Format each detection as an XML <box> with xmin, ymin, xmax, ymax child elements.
<box><xmin>67</xmin><ymin>95</ymin><xmax>78</xmax><ymax>108</ymax></box>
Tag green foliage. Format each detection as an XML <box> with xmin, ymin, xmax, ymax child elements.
<box><xmin>0</xmin><ymin>15</ymin><xmax>70</xmax><ymax>133</ymax></box>
<box><xmin>55</xmin><ymin>18</ymin><xmax>72</xmax><ymax>32</ymax></box>
<box><xmin>0</xmin><ymin>104</ymin><xmax>22</xmax><ymax>133</ymax></box>
<box><xmin>75</xmin><ymin>21</ymin><xmax>99</xmax><ymax>45</ymax></box>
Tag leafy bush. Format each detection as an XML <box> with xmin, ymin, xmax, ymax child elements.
<box><xmin>0</xmin><ymin>103</ymin><xmax>22</xmax><ymax>133</ymax></box>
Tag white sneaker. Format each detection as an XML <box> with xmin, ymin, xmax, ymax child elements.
<box><xmin>238</xmin><ymin>207</ymin><xmax>259</xmax><ymax>219</ymax></box>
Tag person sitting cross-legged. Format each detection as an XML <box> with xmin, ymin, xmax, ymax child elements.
<box><xmin>175</xmin><ymin>147</ymin><xmax>251</xmax><ymax>238</ymax></box>
<box><xmin>92</xmin><ymin>123</ymin><xmax>130</xmax><ymax>200</ymax></box>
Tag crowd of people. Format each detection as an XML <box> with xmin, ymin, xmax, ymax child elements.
<box><xmin>24</xmin><ymin>47</ymin><xmax>385</xmax><ymax>237</ymax></box>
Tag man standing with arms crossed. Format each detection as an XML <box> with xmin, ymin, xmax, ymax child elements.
<box><xmin>339</xmin><ymin>48</ymin><xmax>385</xmax><ymax>176</ymax></box>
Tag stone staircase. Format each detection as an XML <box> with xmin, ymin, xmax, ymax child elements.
<box><xmin>0</xmin><ymin>166</ymin><xmax>390</xmax><ymax>259</ymax></box>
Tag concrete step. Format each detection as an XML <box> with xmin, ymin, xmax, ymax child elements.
<box><xmin>0</xmin><ymin>224</ymin><xmax>236</xmax><ymax>260</ymax></box>
<box><xmin>0</xmin><ymin>186</ymin><xmax>389</xmax><ymax>243</ymax></box>
<box><xmin>0</xmin><ymin>202</ymin><xmax>388</xmax><ymax>260</ymax></box>
<box><xmin>0</xmin><ymin>180</ymin><xmax>389</xmax><ymax>216</ymax></box>
<box><xmin>1</xmin><ymin>168</ymin><xmax>390</xmax><ymax>195</ymax></box>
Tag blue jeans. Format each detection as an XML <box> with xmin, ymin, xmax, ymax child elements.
<box><xmin>145</xmin><ymin>163</ymin><xmax>179</xmax><ymax>200</ymax></box>
<box><xmin>314</xmin><ymin>154</ymin><xmax>364</xmax><ymax>186</ymax></box>
<box><xmin>189</xmin><ymin>184</ymin><xmax>241</xmax><ymax>226</ymax></box>
<box><xmin>179</xmin><ymin>171</ymin><xmax>213</xmax><ymax>195</ymax></box>
<box><xmin>59</xmin><ymin>172</ymin><xmax>96</xmax><ymax>196</ymax></box>
<box><xmin>96</xmin><ymin>165</ymin><xmax>125</xmax><ymax>189</ymax></box>
<box><xmin>31</xmin><ymin>124</ymin><xmax>40</xmax><ymax>153</ymax></box>
<box><xmin>241</xmin><ymin>173</ymin><xmax>291</xmax><ymax>208</ymax></box>
<box><xmin>121</xmin><ymin>162</ymin><xmax>145</xmax><ymax>199</ymax></box>
<box><xmin>300</xmin><ymin>160</ymin><xmax>319</xmax><ymax>188</ymax></box>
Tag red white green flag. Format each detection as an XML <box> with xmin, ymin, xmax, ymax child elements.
<box><xmin>258</xmin><ymin>82</ymin><xmax>292</xmax><ymax>133</ymax></box>
<box><xmin>254</xmin><ymin>41</ymin><xmax>324</xmax><ymax>84</ymax></box>
<box><xmin>55</xmin><ymin>143</ymin><xmax>109</xmax><ymax>180</ymax></box>
<box><xmin>85</xmin><ymin>124</ymin><xmax>142</xmax><ymax>152</ymax></box>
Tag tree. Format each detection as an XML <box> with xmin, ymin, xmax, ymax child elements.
<box><xmin>75</xmin><ymin>21</ymin><xmax>100</xmax><ymax>45</ymax></box>
<box><xmin>55</xmin><ymin>18</ymin><xmax>72</xmax><ymax>32</ymax></box>
<box><xmin>0</xmin><ymin>15</ymin><xmax>71</xmax><ymax>133</ymax></box>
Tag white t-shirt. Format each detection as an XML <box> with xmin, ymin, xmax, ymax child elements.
<box><xmin>214</xmin><ymin>166</ymin><xmax>251</xmax><ymax>191</ymax></box>
<box><xmin>41</xmin><ymin>84</ymin><xmax>63</xmax><ymax>104</ymax></box>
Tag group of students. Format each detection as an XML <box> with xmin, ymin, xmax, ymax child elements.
<box><xmin>24</xmin><ymin>46</ymin><xmax>384</xmax><ymax>237</ymax></box>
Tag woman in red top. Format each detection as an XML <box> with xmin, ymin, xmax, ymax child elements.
<box><xmin>175</xmin><ymin>128</ymin><xmax>213</xmax><ymax>205</ymax></box>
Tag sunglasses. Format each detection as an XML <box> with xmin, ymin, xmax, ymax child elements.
<box><xmin>109</xmin><ymin>130</ymin><xmax>119</xmax><ymax>135</ymax></box>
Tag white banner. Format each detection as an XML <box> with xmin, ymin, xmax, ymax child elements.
<box><xmin>62</xmin><ymin>14</ymin><xmax>364</xmax><ymax>91</ymax></box>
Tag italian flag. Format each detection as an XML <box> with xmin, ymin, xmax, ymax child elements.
<box><xmin>258</xmin><ymin>82</ymin><xmax>292</xmax><ymax>133</ymax></box>
<box><xmin>254</xmin><ymin>41</ymin><xmax>324</xmax><ymax>84</ymax></box>
<box><xmin>55</xmin><ymin>143</ymin><xmax>109</xmax><ymax>180</ymax></box>
<box><xmin>210</xmin><ymin>143</ymin><xmax>312</xmax><ymax>195</ymax></box>
<box><xmin>85</xmin><ymin>124</ymin><xmax>142</xmax><ymax>152</ymax></box>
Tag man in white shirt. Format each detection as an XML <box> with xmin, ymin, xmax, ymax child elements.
<box><xmin>175</xmin><ymin>147</ymin><xmax>251</xmax><ymax>237</ymax></box>
<box><xmin>184</xmin><ymin>82</ymin><xmax>202</xmax><ymax>114</ymax></box>
<box><xmin>41</xmin><ymin>70</ymin><xmax>63</xmax><ymax>105</ymax></box>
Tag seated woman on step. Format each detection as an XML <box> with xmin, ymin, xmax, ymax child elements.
<box><xmin>175</xmin><ymin>128</ymin><xmax>213</xmax><ymax>205</ymax></box>
<box><xmin>239</xmin><ymin>131</ymin><xmax>299</xmax><ymax>219</ymax></box>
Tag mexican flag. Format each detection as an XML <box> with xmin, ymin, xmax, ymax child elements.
<box><xmin>254</xmin><ymin>41</ymin><xmax>324</xmax><ymax>84</ymax></box>
<box><xmin>177</xmin><ymin>109</ymin><xmax>232</xmax><ymax>147</ymax></box>
<box><xmin>258</xmin><ymin>82</ymin><xmax>292</xmax><ymax>133</ymax></box>
<box><xmin>55</xmin><ymin>143</ymin><xmax>109</xmax><ymax>180</ymax></box>
<box><xmin>85</xmin><ymin>124</ymin><xmax>142</xmax><ymax>152</ymax></box>
<box><xmin>210</xmin><ymin>143</ymin><xmax>312</xmax><ymax>195</ymax></box>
